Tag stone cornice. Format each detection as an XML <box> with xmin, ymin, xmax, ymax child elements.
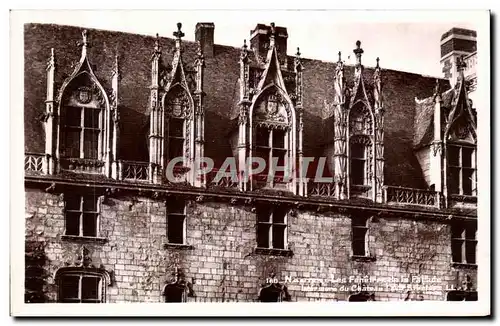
<box><xmin>24</xmin><ymin>174</ymin><xmax>476</xmax><ymax>220</ymax></box>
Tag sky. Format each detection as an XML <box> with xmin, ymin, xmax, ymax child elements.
<box><xmin>14</xmin><ymin>10</ymin><xmax>480</xmax><ymax>77</ymax></box>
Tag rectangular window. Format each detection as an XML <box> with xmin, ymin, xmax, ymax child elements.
<box><xmin>448</xmin><ymin>145</ymin><xmax>476</xmax><ymax>196</ymax></box>
<box><xmin>256</xmin><ymin>206</ymin><xmax>287</xmax><ymax>249</ymax></box>
<box><xmin>253</xmin><ymin>127</ymin><xmax>288</xmax><ymax>183</ymax></box>
<box><xmin>451</xmin><ymin>222</ymin><xmax>477</xmax><ymax>264</ymax></box>
<box><xmin>352</xmin><ymin>216</ymin><xmax>369</xmax><ymax>256</ymax></box>
<box><xmin>59</xmin><ymin>274</ymin><xmax>103</xmax><ymax>303</ymax></box>
<box><xmin>64</xmin><ymin>194</ymin><xmax>100</xmax><ymax>237</ymax></box>
<box><xmin>63</xmin><ymin>106</ymin><xmax>101</xmax><ymax>160</ymax></box>
<box><xmin>167</xmin><ymin>200</ymin><xmax>186</xmax><ymax>244</ymax></box>
<box><xmin>350</xmin><ymin>143</ymin><xmax>366</xmax><ymax>185</ymax></box>
<box><xmin>167</xmin><ymin>117</ymin><xmax>185</xmax><ymax>168</ymax></box>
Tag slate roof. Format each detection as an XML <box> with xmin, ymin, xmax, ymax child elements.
<box><xmin>24</xmin><ymin>23</ymin><xmax>450</xmax><ymax>189</ymax></box>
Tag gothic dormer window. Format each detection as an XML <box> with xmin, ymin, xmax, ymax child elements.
<box><xmin>49</xmin><ymin>30</ymin><xmax>117</xmax><ymax>177</ymax></box>
<box><xmin>444</xmin><ymin>56</ymin><xmax>477</xmax><ymax>200</ymax></box>
<box><xmin>149</xmin><ymin>25</ymin><xmax>205</xmax><ymax>186</ymax></box>
<box><xmin>234</xmin><ymin>25</ymin><xmax>304</xmax><ymax>195</ymax></box>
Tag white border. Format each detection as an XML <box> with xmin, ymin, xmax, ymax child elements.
<box><xmin>9</xmin><ymin>9</ymin><xmax>491</xmax><ymax>317</ymax></box>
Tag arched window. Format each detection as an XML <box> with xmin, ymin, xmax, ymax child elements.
<box><xmin>162</xmin><ymin>269</ymin><xmax>194</xmax><ymax>303</ymax></box>
<box><xmin>251</xmin><ymin>89</ymin><xmax>291</xmax><ymax>189</ymax></box>
<box><xmin>61</xmin><ymin>78</ymin><xmax>105</xmax><ymax>163</ymax></box>
<box><xmin>55</xmin><ymin>268</ymin><xmax>110</xmax><ymax>303</ymax></box>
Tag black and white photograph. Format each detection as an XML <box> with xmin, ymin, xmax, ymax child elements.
<box><xmin>9</xmin><ymin>9</ymin><xmax>491</xmax><ymax>317</ymax></box>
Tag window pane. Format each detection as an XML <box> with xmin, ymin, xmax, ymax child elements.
<box><xmin>60</xmin><ymin>275</ymin><xmax>80</xmax><ymax>300</ymax></box>
<box><xmin>84</xmin><ymin>108</ymin><xmax>100</xmax><ymax>129</ymax></box>
<box><xmin>257</xmin><ymin>224</ymin><xmax>270</xmax><ymax>248</ymax></box>
<box><xmin>274</xmin><ymin>149</ymin><xmax>287</xmax><ymax>176</ymax></box>
<box><xmin>65</xmin><ymin>129</ymin><xmax>81</xmax><ymax>158</ymax></box>
<box><xmin>351</xmin><ymin>160</ymin><xmax>365</xmax><ymax>185</ymax></box>
<box><xmin>462</xmin><ymin>169</ymin><xmax>474</xmax><ymax>195</ymax></box>
<box><xmin>81</xmin><ymin>276</ymin><xmax>100</xmax><ymax>300</ymax></box>
<box><xmin>462</xmin><ymin>147</ymin><xmax>474</xmax><ymax>168</ymax></box>
<box><xmin>83</xmin><ymin>196</ymin><xmax>98</xmax><ymax>212</ymax></box>
<box><xmin>168</xmin><ymin>138</ymin><xmax>184</xmax><ymax>161</ymax></box>
<box><xmin>466</xmin><ymin>224</ymin><xmax>477</xmax><ymax>240</ymax></box>
<box><xmin>272</xmin><ymin>225</ymin><xmax>286</xmax><ymax>249</ymax></box>
<box><xmin>273</xmin><ymin>207</ymin><xmax>287</xmax><ymax>224</ymax></box>
<box><xmin>448</xmin><ymin>146</ymin><xmax>460</xmax><ymax>166</ymax></box>
<box><xmin>82</xmin><ymin>213</ymin><xmax>97</xmax><ymax>237</ymax></box>
<box><xmin>257</xmin><ymin>206</ymin><xmax>272</xmax><ymax>222</ymax></box>
<box><xmin>65</xmin><ymin>195</ymin><xmax>81</xmax><ymax>211</ymax></box>
<box><xmin>272</xmin><ymin>130</ymin><xmax>285</xmax><ymax>149</ymax></box>
<box><xmin>466</xmin><ymin>241</ymin><xmax>476</xmax><ymax>264</ymax></box>
<box><xmin>351</xmin><ymin>143</ymin><xmax>365</xmax><ymax>159</ymax></box>
<box><xmin>255</xmin><ymin>128</ymin><xmax>270</xmax><ymax>147</ymax></box>
<box><xmin>169</xmin><ymin>118</ymin><xmax>184</xmax><ymax>138</ymax></box>
<box><xmin>352</xmin><ymin>217</ymin><xmax>368</xmax><ymax>227</ymax></box>
<box><xmin>451</xmin><ymin>224</ymin><xmax>465</xmax><ymax>239</ymax></box>
<box><xmin>83</xmin><ymin>130</ymin><xmax>99</xmax><ymax>159</ymax></box>
<box><xmin>65</xmin><ymin>212</ymin><xmax>81</xmax><ymax>236</ymax></box>
<box><xmin>65</xmin><ymin>107</ymin><xmax>81</xmax><ymax>127</ymax></box>
<box><xmin>448</xmin><ymin>167</ymin><xmax>460</xmax><ymax>194</ymax></box>
<box><xmin>167</xmin><ymin>215</ymin><xmax>184</xmax><ymax>244</ymax></box>
<box><xmin>352</xmin><ymin>228</ymin><xmax>367</xmax><ymax>256</ymax></box>
<box><xmin>167</xmin><ymin>200</ymin><xmax>185</xmax><ymax>214</ymax></box>
<box><xmin>451</xmin><ymin>239</ymin><xmax>464</xmax><ymax>263</ymax></box>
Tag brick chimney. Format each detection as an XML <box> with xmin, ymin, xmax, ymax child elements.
<box><xmin>249</xmin><ymin>23</ymin><xmax>288</xmax><ymax>67</ymax></box>
<box><xmin>195</xmin><ymin>22</ymin><xmax>215</xmax><ymax>58</ymax></box>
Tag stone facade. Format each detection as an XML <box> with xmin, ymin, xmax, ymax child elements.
<box><xmin>24</xmin><ymin>22</ymin><xmax>478</xmax><ymax>303</ymax></box>
<box><xmin>25</xmin><ymin>186</ymin><xmax>477</xmax><ymax>303</ymax></box>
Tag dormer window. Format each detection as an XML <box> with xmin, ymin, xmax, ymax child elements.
<box><xmin>447</xmin><ymin>144</ymin><xmax>476</xmax><ymax>196</ymax></box>
<box><xmin>62</xmin><ymin>103</ymin><xmax>102</xmax><ymax>160</ymax></box>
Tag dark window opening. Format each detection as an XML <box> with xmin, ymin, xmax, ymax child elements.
<box><xmin>256</xmin><ymin>205</ymin><xmax>287</xmax><ymax>249</ymax></box>
<box><xmin>352</xmin><ymin>216</ymin><xmax>369</xmax><ymax>256</ymax></box>
<box><xmin>64</xmin><ymin>194</ymin><xmax>100</xmax><ymax>237</ymax></box>
<box><xmin>167</xmin><ymin>200</ymin><xmax>186</xmax><ymax>244</ymax></box>
<box><xmin>59</xmin><ymin>274</ymin><xmax>103</xmax><ymax>303</ymax></box>
<box><xmin>62</xmin><ymin>106</ymin><xmax>101</xmax><ymax>159</ymax></box>
<box><xmin>451</xmin><ymin>222</ymin><xmax>476</xmax><ymax>264</ymax></box>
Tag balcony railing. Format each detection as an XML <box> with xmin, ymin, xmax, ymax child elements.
<box><xmin>24</xmin><ymin>153</ymin><xmax>44</xmax><ymax>173</ymax></box>
<box><xmin>206</xmin><ymin>169</ymin><xmax>238</xmax><ymax>189</ymax></box>
<box><xmin>384</xmin><ymin>186</ymin><xmax>439</xmax><ymax>207</ymax></box>
<box><xmin>307</xmin><ymin>181</ymin><xmax>336</xmax><ymax>198</ymax></box>
<box><xmin>119</xmin><ymin>160</ymin><xmax>149</xmax><ymax>181</ymax></box>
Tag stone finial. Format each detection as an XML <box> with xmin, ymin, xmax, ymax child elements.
<box><xmin>296</xmin><ymin>47</ymin><xmax>301</xmax><ymax>58</ymax></box>
<box><xmin>337</xmin><ymin>51</ymin><xmax>342</xmax><ymax>63</ymax></box>
<box><xmin>154</xmin><ymin>33</ymin><xmax>161</xmax><ymax>53</ymax></box>
<box><xmin>81</xmin><ymin>29</ymin><xmax>88</xmax><ymax>47</ymax></box>
<box><xmin>173</xmin><ymin>22</ymin><xmax>185</xmax><ymax>40</ymax></box>
<box><xmin>353</xmin><ymin>40</ymin><xmax>364</xmax><ymax>66</ymax></box>
<box><xmin>376</xmin><ymin>57</ymin><xmax>380</xmax><ymax>69</ymax></box>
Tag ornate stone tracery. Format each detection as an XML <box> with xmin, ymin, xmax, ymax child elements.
<box><xmin>148</xmin><ymin>23</ymin><xmax>205</xmax><ymax>187</ymax></box>
<box><xmin>45</xmin><ymin>30</ymin><xmax>118</xmax><ymax>178</ymax></box>
<box><xmin>235</xmin><ymin>23</ymin><xmax>303</xmax><ymax>194</ymax></box>
<box><xmin>331</xmin><ymin>41</ymin><xmax>384</xmax><ymax>202</ymax></box>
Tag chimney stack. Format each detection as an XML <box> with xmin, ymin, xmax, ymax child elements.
<box><xmin>195</xmin><ymin>22</ymin><xmax>215</xmax><ymax>58</ymax></box>
<box><xmin>249</xmin><ymin>23</ymin><xmax>288</xmax><ymax>67</ymax></box>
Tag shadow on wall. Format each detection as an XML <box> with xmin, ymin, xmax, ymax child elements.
<box><xmin>25</xmin><ymin>240</ymin><xmax>49</xmax><ymax>303</ymax></box>
<box><xmin>119</xmin><ymin>106</ymin><xmax>149</xmax><ymax>162</ymax></box>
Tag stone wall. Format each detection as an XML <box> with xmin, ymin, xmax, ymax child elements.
<box><xmin>25</xmin><ymin>187</ymin><xmax>477</xmax><ymax>302</ymax></box>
